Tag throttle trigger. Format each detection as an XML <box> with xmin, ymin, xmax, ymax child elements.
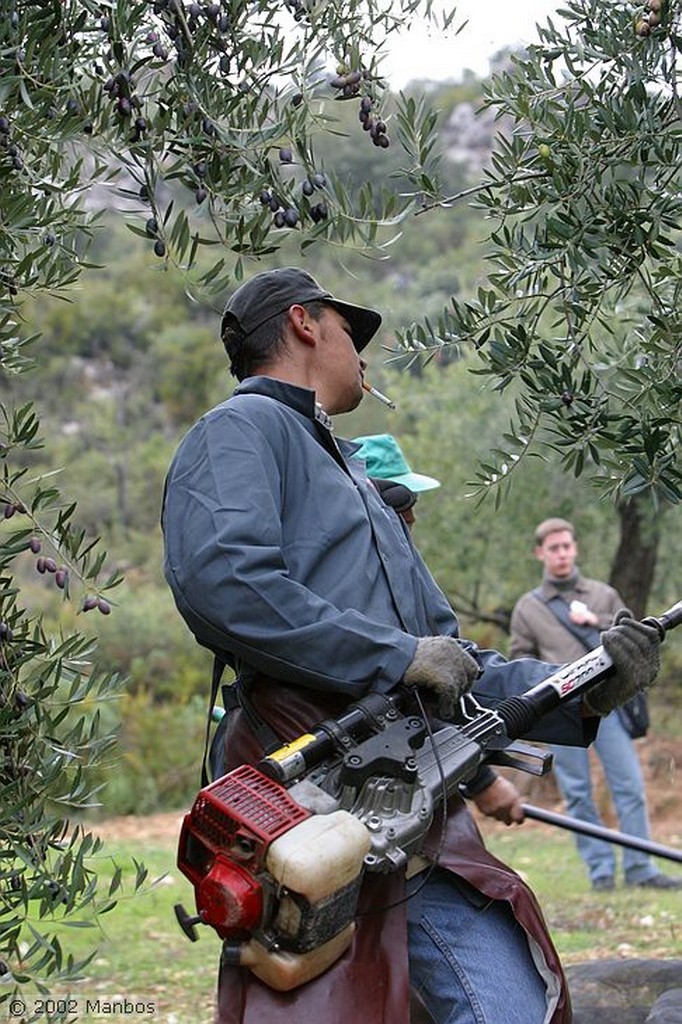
<box><xmin>486</xmin><ymin>741</ymin><xmax>553</xmax><ymax>777</ymax></box>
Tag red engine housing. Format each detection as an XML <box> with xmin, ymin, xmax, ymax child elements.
<box><xmin>177</xmin><ymin>764</ymin><xmax>311</xmax><ymax>939</ymax></box>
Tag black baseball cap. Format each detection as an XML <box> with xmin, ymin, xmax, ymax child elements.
<box><xmin>221</xmin><ymin>267</ymin><xmax>382</xmax><ymax>352</ymax></box>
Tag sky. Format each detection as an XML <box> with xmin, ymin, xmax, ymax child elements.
<box><xmin>383</xmin><ymin>0</ymin><xmax>563</xmax><ymax>87</ymax></box>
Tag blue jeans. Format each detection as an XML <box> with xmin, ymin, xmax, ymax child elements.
<box><xmin>407</xmin><ymin>868</ymin><xmax>550</xmax><ymax>1024</ymax></box>
<box><xmin>550</xmin><ymin>709</ymin><xmax>656</xmax><ymax>884</ymax></box>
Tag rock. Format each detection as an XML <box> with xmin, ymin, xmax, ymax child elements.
<box><xmin>567</xmin><ymin>959</ymin><xmax>682</xmax><ymax>1024</ymax></box>
<box><xmin>409</xmin><ymin>961</ymin><xmax>682</xmax><ymax>1023</ymax></box>
<box><xmin>645</xmin><ymin>988</ymin><xmax>682</xmax><ymax>1023</ymax></box>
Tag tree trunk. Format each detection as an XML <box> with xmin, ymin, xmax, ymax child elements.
<box><xmin>608</xmin><ymin>497</ymin><xmax>663</xmax><ymax>619</ymax></box>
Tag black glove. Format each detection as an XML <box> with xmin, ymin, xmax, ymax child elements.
<box><xmin>404</xmin><ymin>636</ymin><xmax>480</xmax><ymax>719</ymax></box>
<box><xmin>373</xmin><ymin>478</ymin><xmax>417</xmax><ymax>515</ymax></box>
<box><xmin>583</xmin><ymin>609</ymin><xmax>661</xmax><ymax>717</ymax></box>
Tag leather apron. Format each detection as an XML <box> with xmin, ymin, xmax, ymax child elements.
<box><xmin>213</xmin><ymin>678</ymin><xmax>572</xmax><ymax>1024</ymax></box>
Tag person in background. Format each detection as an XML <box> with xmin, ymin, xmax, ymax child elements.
<box><xmin>509</xmin><ymin>516</ymin><xmax>681</xmax><ymax>892</ymax></box>
<box><xmin>352</xmin><ymin>432</ymin><xmax>526</xmax><ymax>828</ymax></box>
<box><xmin>351</xmin><ymin>431</ymin><xmax>440</xmax><ymax>528</ymax></box>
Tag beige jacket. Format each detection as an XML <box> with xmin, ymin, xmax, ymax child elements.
<box><xmin>509</xmin><ymin>573</ymin><xmax>625</xmax><ymax>664</ymax></box>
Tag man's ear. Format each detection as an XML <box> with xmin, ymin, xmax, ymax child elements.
<box><xmin>287</xmin><ymin>304</ymin><xmax>318</xmax><ymax>347</ymax></box>
<box><xmin>533</xmin><ymin>544</ymin><xmax>544</xmax><ymax>562</ymax></box>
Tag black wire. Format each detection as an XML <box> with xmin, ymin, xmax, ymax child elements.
<box><xmin>356</xmin><ymin>688</ymin><xmax>449</xmax><ymax>917</ymax></box>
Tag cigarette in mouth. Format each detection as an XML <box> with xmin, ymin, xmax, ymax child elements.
<box><xmin>362</xmin><ymin>381</ymin><xmax>396</xmax><ymax>410</ymax></box>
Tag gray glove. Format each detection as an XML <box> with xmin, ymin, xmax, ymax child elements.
<box><xmin>583</xmin><ymin>609</ymin><xmax>661</xmax><ymax>717</ymax></box>
<box><xmin>404</xmin><ymin>636</ymin><xmax>480</xmax><ymax>719</ymax></box>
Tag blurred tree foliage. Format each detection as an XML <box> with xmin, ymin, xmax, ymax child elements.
<box><xmin>395</xmin><ymin>0</ymin><xmax>681</xmax><ymax>510</ymax></box>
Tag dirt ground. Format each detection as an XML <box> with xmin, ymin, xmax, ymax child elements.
<box><xmin>94</xmin><ymin>733</ymin><xmax>682</xmax><ymax>848</ymax></box>
<box><xmin>509</xmin><ymin>730</ymin><xmax>682</xmax><ymax>845</ymax></box>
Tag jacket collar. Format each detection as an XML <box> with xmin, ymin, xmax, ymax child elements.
<box><xmin>234</xmin><ymin>376</ymin><xmax>353</xmax><ymax>471</ymax></box>
<box><xmin>234</xmin><ymin>375</ymin><xmax>318</xmax><ymax>418</ymax></box>
<box><xmin>539</xmin><ymin>571</ymin><xmax>588</xmax><ymax>601</ymax></box>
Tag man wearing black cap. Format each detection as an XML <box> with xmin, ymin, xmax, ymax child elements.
<box><xmin>162</xmin><ymin>267</ymin><xmax>662</xmax><ymax>1024</ymax></box>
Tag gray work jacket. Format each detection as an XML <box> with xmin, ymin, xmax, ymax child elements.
<box><xmin>162</xmin><ymin>376</ymin><xmax>591</xmax><ymax>744</ymax></box>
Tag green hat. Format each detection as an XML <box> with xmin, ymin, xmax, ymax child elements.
<box><xmin>352</xmin><ymin>434</ymin><xmax>440</xmax><ymax>492</ymax></box>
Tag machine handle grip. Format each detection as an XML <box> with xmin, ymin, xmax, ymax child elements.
<box><xmin>644</xmin><ymin>600</ymin><xmax>682</xmax><ymax>638</ymax></box>
<box><xmin>493</xmin><ymin>599</ymin><xmax>682</xmax><ymax>741</ymax></box>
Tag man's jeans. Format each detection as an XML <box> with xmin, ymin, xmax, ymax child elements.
<box><xmin>407</xmin><ymin>868</ymin><xmax>549</xmax><ymax>1024</ymax></box>
<box><xmin>550</xmin><ymin>709</ymin><xmax>656</xmax><ymax>885</ymax></box>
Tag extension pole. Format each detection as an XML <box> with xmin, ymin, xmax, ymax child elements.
<box><xmin>522</xmin><ymin>802</ymin><xmax>682</xmax><ymax>865</ymax></box>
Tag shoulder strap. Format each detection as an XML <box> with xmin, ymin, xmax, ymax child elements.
<box><xmin>234</xmin><ymin>684</ymin><xmax>282</xmax><ymax>756</ymax></box>
<box><xmin>201</xmin><ymin>654</ymin><xmax>226</xmax><ymax>787</ymax></box>
<box><xmin>532</xmin><ymin>589</ymin><xmax>601</xmax><ymax>652</ymax></box>
<box><xmin>201</xmin><ymin>658</ymin><xmax>283</xmax><ymax>787</ymax></box>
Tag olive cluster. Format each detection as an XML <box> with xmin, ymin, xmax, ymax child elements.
<box><xmin>302</xmin><ymin>171</ymin><xmax>329</xmax><ymax>223</ymax></box>
<box><xmin>144</xmin><ymin>214</ymin><xmax>166</xmax><ymax>258</ymax></box>
<box><xmin>193</xmin><ymin>158</ymin><xmax>208</xmax><ymax>203</ymax></box>
<box><xmin>329</xmin><ymin>71</ymin><xmax>389</xmax><ymax>149</ymax></box>
<box><xmin>636</xmin><ymin>0</ymin><xmax>665</xmax><ymax>35</ymax></box>
<box><xmin>358</xmin><ymin>97</ymin><xmax>389</xmax><ymax>149</ymax></box>
<box><xmin>153</xmin><ymin>0</ymin><xmax>231</xmax><ymax>33</ymax></box>
<box><xmin>0</xmin><ymin>272</ymin><xmax>18</xmax><ymax>298</ymax></box>
<box><xmin>36</xmin><ymin>555</ymin><xmax>67</xmax><ymax>589</ymax></box>
<box><xmin>7</xmin><ymin>519</ymin><xmax>111</xmax><ymax>612</ymax></box>
<box><xmin>259</xmin><ymin>188</ymin><xmax>299</xmax><ymax>228</ymax></box>
<box><xmin>0</xmin><ymin>114</ymin><xmax>24</xmax><ymax>172</ymax></box>
<box><xmin>178</xmin><ymin>97</ymin><xmax>218</xmax><ymax>140</ymax></box>
<box><xmin>151</xmin><ymin>0</ymin><xmax>232</xmax><ymax>69</ymax></box>
<box><xmin>259</xmin><ymin>168</ymin><xmax>329</xmax><ymax>229</ymax></box>
<box><xmin>45</xmin><ymin>880</ymin><xmax>69</xmax><ymax>905</ymax></box>
<box><xmin>103</xmin><ymin>71</ymin><xmax>148</xmax><ymax>142</ymax></box>
<box><xmin>283</xmin><ymin>0</ymin><xmax>311</xmax><ymax>22</ymax></box>
<box><xmin>83</xmin><ymin>594</ymin><xmax>112</xmax><ymax>614</ymax></box>
<box><xmin>3</xmin><ymin>501</ymin><xmax>27</xmax><ymax>519</ymax></box>
<box><xmin>140</xmin><ymin>150</ymin><xmax>213</xmax><ymax>258</ymax></box>
<box><xmin>6</xmin><ymin>519</ymin><xmax>69</xmax><ymax>591</ymax></box>
<box><xmin>329</xmin><ymin>68</ymin><xmax>364</xmax><ymax>98</ymax></box>
<box><xmin>0</xmin><ymin>679</ymin><xmax>32</xmax><ymax>720</ymax></box>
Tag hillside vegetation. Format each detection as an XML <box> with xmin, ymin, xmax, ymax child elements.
<box><xmin>5</xmin><ymin>71</ymin><xmax>681</xmax><ymax>817</ymax></box>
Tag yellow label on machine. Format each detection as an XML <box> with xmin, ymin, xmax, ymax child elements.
<box><xmin>268</xmin><ymin>734</ymin><xmax>317</xmax><ymax>761</ymax></box>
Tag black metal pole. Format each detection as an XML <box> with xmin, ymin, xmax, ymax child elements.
<box><xmin>522</xmin><ymin>802</ymin><xmax>682</xmax><ymax>865</ymax></box>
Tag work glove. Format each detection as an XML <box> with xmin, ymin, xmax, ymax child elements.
<box><xmin>404</xmin><ymin>636</ymin><xmax>480</xmax><ymax>719</ymax></box>
<box><xmin>583</xmin><ymin>609</ymin><xmax>661</xmax><ymax>717</ymax></box>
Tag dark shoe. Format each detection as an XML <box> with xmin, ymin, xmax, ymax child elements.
<box><xmin>628</xmin><ymin>874</ymin><xmax>682</xmax><ymax>890</ymax></box>
<box><xmin>592</xmin><ymin>877</ymin><xmax>615</xmax><ymax>891</ymax></box>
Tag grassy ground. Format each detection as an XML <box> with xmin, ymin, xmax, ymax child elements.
<box><xmin>481</xmin><ymin>816</ymin><xmax>682</xmax><ymax>963</ymax></box>
<box><xmin>11</xmin><ymin>834</ymin><xmax>217</xmax><ymax>1024</ymax></box>
<box><xmin>9</xmin><ymin>808</ymin><xmax>681</xmax><ymax>1024</ymax></box>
